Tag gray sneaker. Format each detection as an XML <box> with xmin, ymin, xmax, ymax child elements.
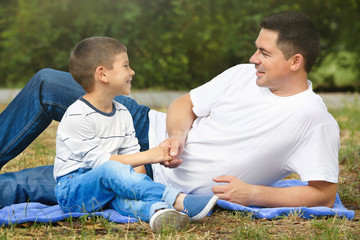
<box><xmin>149</xmin><ymin>209</ymin><xmax>190</xmax><ymax>232</ymax></box>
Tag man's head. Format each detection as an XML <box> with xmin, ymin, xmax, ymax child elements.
<box><xmin>249</xmin><ymin>12</ymin><xmax>320</xmax><ymax>96</ymax></box>
<box><xmin>69</xmin><ymin>36</ymin><xmax>128</xmax><ymax>92</ymax></box>
<box><xmin>259</xmin><ymin>11</ymin><xmax>320</xmax><ymax>73</ymax></box>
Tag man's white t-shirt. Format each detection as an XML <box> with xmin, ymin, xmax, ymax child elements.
<box><xmin>150</xmin><ymin>64</ymin><xmax>340</xmax><ymax>195</ymax></box>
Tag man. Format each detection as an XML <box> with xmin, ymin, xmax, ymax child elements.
<box><xmin>0</xmin><ymin>11</ymin><xmax>339</xmax><ymax>209</ymax></box>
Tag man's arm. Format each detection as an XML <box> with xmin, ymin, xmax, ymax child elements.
<box><xmin>159</xmin><ymin>93</ymin><xmax>196</xmax><ymax>167</ymax></box>
<box><xmin>212</xmin><ymin>176</ymin><xmax>337</xmax><ymax>207</ymax></box>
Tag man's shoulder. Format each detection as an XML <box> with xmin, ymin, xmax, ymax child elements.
<box><xmin>293</xmin><ymin>92</ymin><xmax>338</xmax><ymax>126</ymax></box>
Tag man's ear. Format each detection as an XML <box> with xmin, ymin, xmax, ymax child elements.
<box><xmin>290</xmin><ymin>54</ymin><xmax>304</xmax><ymax>72</ymax></box>
<box><xmin>95</xmin><ymin>66</ymin><xmax>109</xmax><ymax>83</ymax></box>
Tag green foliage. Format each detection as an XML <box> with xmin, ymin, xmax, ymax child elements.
<box><xmin>0</xmin><ymin>0</ymin><xmax>359</xmax><ymax>90</ymax></box>
<box><xmin>311</xmin><ymin>51</ymin><xmax>360</xmax><ymax>90</ymax></box>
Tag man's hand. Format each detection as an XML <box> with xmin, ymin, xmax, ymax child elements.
<box><xmin>213</xmin><ymin>175</ymin><xmax>337</xmax><ymax>208</ymax></box>
<box><xmin>158</xmin><ymin>136</ymin><xmax>185</xmax><ymax>168</ymax></box>
<box><xmin>212</xmin><ymin>175</ymin><xmax>253</xmax><ymax>206</ymax></box>
<box><xmin>160</xmin><ymin>135</ymin><xmax>185</xmax><ymax>158</ymax></box>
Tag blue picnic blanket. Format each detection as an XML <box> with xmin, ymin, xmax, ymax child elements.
<box><xmin>0</xmin><ymin>180</ymin><xmax>354</xmax><ymax>225</ymax></box>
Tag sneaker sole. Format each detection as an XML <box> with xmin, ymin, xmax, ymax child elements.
<box><xmin>149</xmin><ymin>209</ymin><xmax>190</xmax><ymax>232</ymax></box>
<box><xmin>191</xmin><ymin>195</ymin><xmax>219</xmax><ymax>221</ymax></box>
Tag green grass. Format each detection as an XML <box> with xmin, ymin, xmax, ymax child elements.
<box><xmin>0</xmin><ymin>100</ymin><xmax>359</xmax><ymax>239</ymax></box>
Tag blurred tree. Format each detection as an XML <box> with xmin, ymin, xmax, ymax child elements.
<box><xmin>0</xmin><ymin>0</ymin><xmax>141</xmax><ymax>87</ymax></box>
<box><xmin>0</xmin><ymin>0</ymin><xmax>359</xmax><ymax>90</ymax></box>
<box><xmin>300</xmin><ymin>0</ymin><xmax>360</xmax><ymax>91</ymax></box>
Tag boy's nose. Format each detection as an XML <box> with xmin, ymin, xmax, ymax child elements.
<box><xmin>130</xmin><ymin>68</ymin><xmax>135</xmax><ymax>76</ymax></box>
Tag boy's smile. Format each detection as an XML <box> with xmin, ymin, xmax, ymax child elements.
<box><xmin>106</xmin><ymin>52</ymin><xmax>135</xmax><ymax>96</ymax></box>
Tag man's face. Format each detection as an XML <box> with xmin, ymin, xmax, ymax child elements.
<box><xmin>249</xmin><ymin>28</ymin><xmax>293</xmax><ymax>94</ymax></box>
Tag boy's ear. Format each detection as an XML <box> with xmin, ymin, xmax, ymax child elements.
<box><xmin>290</xmin><ymin>54</ymin><xmax>304</xmax><ymax>72</ymax></box>
<box><xmin>95</xmin><ymin>66</ymin><xmax>109</xmax><ymax>83</ymax></box>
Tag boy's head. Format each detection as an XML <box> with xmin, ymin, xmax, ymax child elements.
<box><xmin>69</xmin><ymin>36</ymin><xmax>127</xmax><ymax>92</ymax></box>
<box><xmin>260</xmin><ymin>11</ymin><xmax>320</xmax><ymax>73</ymax></box>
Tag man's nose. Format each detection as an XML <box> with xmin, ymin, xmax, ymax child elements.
<box><xmin>249</xmin><ymin>50</ymin><xmax>260</xmax><ymax>64</ymax></box>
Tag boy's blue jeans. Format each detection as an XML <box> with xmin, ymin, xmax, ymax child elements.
<box><xmin>0</xmin><ymin>69</ymin><xmax>151</xmax><ymax>208</ymax></box>
<box><xmin>56</xmin><ymin>161</ymin><xmax>180</xmax><ymax>222</ymax></box>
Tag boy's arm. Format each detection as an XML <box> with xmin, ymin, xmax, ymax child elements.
<box><xmin>110</xmin><ymin>145</ymin><xmax>173</xmax><ymax>168</ymax></box>
<box><xmin>212</xmin><ymin>176</ymin><xmax>337</xmax><ymax>207</ymax></box>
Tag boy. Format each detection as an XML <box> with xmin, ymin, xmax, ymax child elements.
<box><xmin>54</xmin><ymin>36</ymin><xmax>218</xmax><ymax>232</ymax></box>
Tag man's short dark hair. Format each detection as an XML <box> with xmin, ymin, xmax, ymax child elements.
<box><xmin>260</xmin><ymin>11</ymin><xmax>320</xmax><ymax>73</ymax></box>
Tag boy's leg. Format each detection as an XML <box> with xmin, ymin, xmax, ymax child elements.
<box><xmin>56</xmin><ymin>161</ymin><xmax>180</xmax><ymax>220</ymax></box>
<box><xmin>109</xmin><ymin>196</ymin><xmax>161</xmax><ymax>222</ymax></box>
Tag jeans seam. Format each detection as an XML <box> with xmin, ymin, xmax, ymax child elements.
<box><xmin>42</xmin><ymin>100</ymin><xmax>69</xmax><ymax>112</ymax></box>
<box><xmin>0</xmin><ymin>108</ymin><xmax>44</xmax><ymax>158</ymax></box>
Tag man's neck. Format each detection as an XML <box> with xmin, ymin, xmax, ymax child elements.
<box><xmin>271</xmin><ymin>73</ymin><xmax>309</xmax><ymax>97</ymax></box>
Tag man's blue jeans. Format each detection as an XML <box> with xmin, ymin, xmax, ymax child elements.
<box><xmin>0</xmin><ymin>69</ymin><xmax>151</xmax><ymax>208</ymax></box>
<box><xmin>56</xmin><ymin>161</ymin><xmax>179</xmax><ymax>222</ymax></box>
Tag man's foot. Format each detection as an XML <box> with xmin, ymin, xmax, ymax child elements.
<box><xmin>182</xmin><ymin>195</ymin><xmax>218</xmax><ymax>221</ymax></box>
<box><xmin>149</xmin><ymin>209</ymin><xmax>190</xmax><ymax>232</ymax></box>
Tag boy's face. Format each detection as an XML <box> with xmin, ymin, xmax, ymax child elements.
<box><xmin>249</xmin><ymin>28</ymin><xmax>293</xmax><ymax>95</ymax></box>
<box><xmin>106</xmin><ymin>52</ymin><xmax>135</xmax><ymax>96</ymax></box>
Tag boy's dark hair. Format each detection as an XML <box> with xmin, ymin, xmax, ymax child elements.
<box><xmin>260</xmin><ymin>11</ymin><xmax>320</xmax><ymax>73</ymax></box>
<box><xmin>69</xmin><ymin>36</ymin><xmax>127</xmax><ymax>92</ymax></box>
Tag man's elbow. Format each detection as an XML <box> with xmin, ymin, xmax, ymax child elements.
<box><xmin>322</xmin><ymin>195</ymin><xmax>336</xmax><ymax>208</ymax></box>
<box><xmin>308</xmin><ymin>181</ymin><xmax>337</xmax><ymax>208</ymax></box>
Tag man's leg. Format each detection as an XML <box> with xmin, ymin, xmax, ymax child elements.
<box><xmin>0</xmin><ymin>69</ymin><xmax>85</xmax><ymax>167</ymax></box>
<box><xmin>0</xmin><ymin>69</ymin><xmax>84</xmax><ymax>207</ymax></box>
<box><xmin>0</xmin><ymin>165</ymin><xmax>57</xmax><ymax>208</ymax></box>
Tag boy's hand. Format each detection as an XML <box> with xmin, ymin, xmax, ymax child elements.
<box><xmin>146</xmin><ymin>146</ymin><xmax>176</xmax><ymax>164</ymax></box>
<box><xmin>158</xmin><ymin>136</ymin><xmax>184</xmax><ymax>168</ymax></box>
